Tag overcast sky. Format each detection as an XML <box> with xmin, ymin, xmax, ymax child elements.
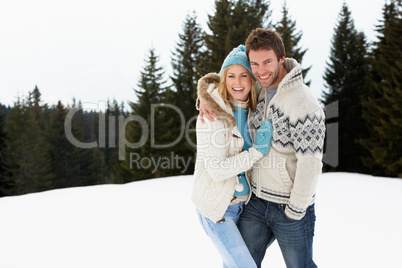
<box><xmin>0</xmin><ymin>0</ymin><xmax>384</xmax><ymax>109</ymax></box>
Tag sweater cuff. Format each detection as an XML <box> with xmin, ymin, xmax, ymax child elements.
<box><xmin>248</xmin><ymin>147</ymin><xmax>264</xmax><ymax>162</ymax></box>
<box><xmin>285</xmin><ymin>203</ymin><xmax>306</xmax><ymax>221</ymax></box>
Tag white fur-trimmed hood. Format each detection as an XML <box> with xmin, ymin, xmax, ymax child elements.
<box><xmin>197</xmin><ymin>72</ymin><xmax>236</xmax><ymax>128</ymax></box>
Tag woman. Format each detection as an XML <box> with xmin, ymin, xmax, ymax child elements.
<box><xmin>191</xmin><ymin>45</ymin><xmax>273</xmax><ymax>268</ymax></box>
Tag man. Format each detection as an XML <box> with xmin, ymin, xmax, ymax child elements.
<box><xmin>199</xmin><ymin>28</ymin><xmax>325</xmax><ymax>268</ymax></box>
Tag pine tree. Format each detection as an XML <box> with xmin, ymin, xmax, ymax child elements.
<box><xmin>46</xmin><ymin>101</ymin><xmax>81</xmax><ymax>189</ymax></box>
<box><xmin>64</xmin><ymin>101</ymin><xmax>102</xmax><ymax>187</ymax></box>
<box><xmin>275</xmin><ymin>1</ymin><xmax>311</xmax><ymax>85</ymax></box>
<box><xmin>0</xmin><ymin>111</ymin><xmax>14</xmax><ymax>196</ymax></box>
<box><xmin>72</xmin><ymin>99</ymin><xmax>97</xmax><ymax>143</ymax></box>
<box><xmin>6</xmin><ymin>88</ymin><xmax>52</xmax><ymax>194</ymax></box>
<box><xmin>321</xmin><ymin>3</ymin><xmax>371</xmax><ymax>173</ymax></box>
<box><xmin>361</xmin><ymin>0</ymin><xmax>402</xmax><ymax>178</ymax></box>
<box><xmin>116</xmin><ymin>48</ymin><xmax>170</xmax><ymax>182</ymax></box>
<box><xmin>198</xmin><ymin>0</ymin><xmax>271</xmax><ymax>74</ymax></box>
<box><xmin>0</xmin><ymin>104</ymin><xmax>11</xmax><ymax>118</ymax></box>
<box><xmin>231</xmin><ymin>0</ymin><xmax>271</xmax><ymax>46</ymax></box>
<box><xmin>102</xmin><ymin>99</ymin><xmax>122</xmax><ymax>183</ymax></box>
<box><xmin>198</xmin><ymin>0</ymin><xmax>231</xmax><ymax>74</ymax></box>
<box><xmin>47</xmin><ymin>101</ymin><xmax>97</xmax><ymax>189</ymax></box>
<box><xmin>169</xmin><ymin>12</ymin><xmax>204</xmax><ymax>175</ymax></box>
<box><xmin>171</xmin><ymin>12</ymin><xmax>204</xmax><ymax>108</ymax></box>
<box><xmin>28</xmin><ymin>85</ymin><xmax>48</xmax><ymax>129</ymax></box>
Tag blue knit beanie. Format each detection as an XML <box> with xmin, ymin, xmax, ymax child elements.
<box><xmin>220</xmin><ymin>45</ymin><xmax>255</xmax><ymax>80</ymax></box>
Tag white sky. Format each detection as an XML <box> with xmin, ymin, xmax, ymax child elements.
<box><xmin>0</xmin><ymin>0</ymin><xmax>384</xmax><ymax>109</ymax></box>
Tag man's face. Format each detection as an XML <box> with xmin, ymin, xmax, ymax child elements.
<box><xmin>249</xmin><ymin>49</ymin><xmax>285</xmax><ymax>88</ymax></box>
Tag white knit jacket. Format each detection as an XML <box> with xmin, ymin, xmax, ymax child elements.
<box><xmin>250</xmin><ymin>58</ymin><xmax>326</xmax><ymax>220</ymax></box>
<box><xmin>191</xmin><ymin>73</ymin><xmax>264</xmax><ymax>223</ymax></box>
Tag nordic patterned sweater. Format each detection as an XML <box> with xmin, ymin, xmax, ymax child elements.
<box><xmin>249</xmin><ymin>58</ymin><xmax>326</xmax><ymax>220</ymax></box>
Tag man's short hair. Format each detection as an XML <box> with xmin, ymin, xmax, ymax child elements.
<box><xmin>245</xmin><ymin>28</ymin><xmax>285</xmax><ymax>61</ymax></box>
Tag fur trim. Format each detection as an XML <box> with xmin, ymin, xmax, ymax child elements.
<box><xmin>197</xmin><ymin>73</ymin><xmax>236</xmax><ymax>128</ymax></box>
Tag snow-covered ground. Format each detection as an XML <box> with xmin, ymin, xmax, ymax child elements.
<box><xmin>0</xmin><ymin>172</ymin><xmax>401</xmax><ymax>268</ymax></box>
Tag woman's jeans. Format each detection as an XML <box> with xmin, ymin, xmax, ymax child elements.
<box><xmin>197</xmin><ymin>202</ymin><xmax>257</xmax><ymax>268</ymax></box>
<box><xmin>238</xmin><ymin>194</ymin><xmax>317</xmax><ymax>268</ymax></box>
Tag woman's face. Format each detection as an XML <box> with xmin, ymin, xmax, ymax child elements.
<box><xmin>225</xmin><ymin>64</ymin><xmax>252</xmax><ymax>102</ymax></box>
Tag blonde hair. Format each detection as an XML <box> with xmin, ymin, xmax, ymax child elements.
<box><xmin>217</xmin><ymin>66</ymin><xmax>257</xmax><ymax>111</ymax></box>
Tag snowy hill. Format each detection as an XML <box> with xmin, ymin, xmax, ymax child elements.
<box><xmin>0</xmin><ymin>173</ymin><xmax>401</xmax><ymax>268</ymax></box>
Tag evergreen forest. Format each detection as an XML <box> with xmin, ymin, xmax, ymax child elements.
<box><xmin>1</xmin><ymin>0</ymin><xmax>401</xmax><ymax>196</ymax></box>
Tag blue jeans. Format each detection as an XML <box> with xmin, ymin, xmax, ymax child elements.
<box><xmin>238</xmin><ymin>194</ymin><xmax>317</xmax><ymax>268</ymax></box>
<box><xmin>197</xmin><ymin>202</ymin><xmax>257</xmax><ymax>268</ymax></box>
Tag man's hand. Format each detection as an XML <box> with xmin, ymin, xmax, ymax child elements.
<box><xmin>199</xmin><ymin>98</ymin><xmax>219</xmax><ymax>124</ymax></box>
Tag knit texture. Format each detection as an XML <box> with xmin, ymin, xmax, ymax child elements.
<box><xmin>253</xmin><ymin>120</ymin><xmax>273</xmax><ymax>155</ymax></box>
<box><xmin>232</xmin><ymin>104</ymin><xmax>252</xmax><ymax>196</ymax></box>
<box><xmin>192</xmin><ymin>74</ymin><xmax>264</xmax><ymax>223</ymax></box>
<box><xmin>220</xmin><ymin>45</ymin><xmax>255</xmax><ymax>79</ymax></box>
<box><xmin>249</xmin><ymin>58</ymin><xmax>326</xmax><ymax>220</ymax></box>
<box><xmin>232</xmin><ymin>104</ymin><xmax>252</xmax><ymax>150</ymax></box>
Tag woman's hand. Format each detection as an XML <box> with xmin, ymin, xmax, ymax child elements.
<box><xmin>253</xmin><ymin>120</ymin><xmax>273</xmax><ymax>155</ymax></box>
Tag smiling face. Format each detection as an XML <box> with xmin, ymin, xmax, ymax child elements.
<box><xmin>249</xmin><ymin>49</ymin><xmax>286</xmax><ymax>88</ymax></box>
<box><xmin>225</xmin><ymin>64</ymin><xmax>253</xmax><ymax>102</ymax></box>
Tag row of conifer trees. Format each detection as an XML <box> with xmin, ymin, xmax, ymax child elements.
<box><xmin>0</xmin><ymin>0</ymin><xmax>401</xmax><ymax>196</ymax></box>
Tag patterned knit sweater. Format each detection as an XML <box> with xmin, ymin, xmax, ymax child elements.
<box><xmin>249</xmin><ymin>58</ymin><xmax>326</xmax><ymax>220</ymax></box>
<box><xmin>191</xmin><ymin>73</ymin><xmax>264</xmax><ymax>223</ymax></box>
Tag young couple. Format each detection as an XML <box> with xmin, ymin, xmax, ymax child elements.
<box><xmin>191</xmin><ymin>28</ymin><xmax>326</xmax><ymax>268</ymax></box>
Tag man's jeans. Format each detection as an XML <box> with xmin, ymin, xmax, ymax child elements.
<box><xmin>238</xmin><ymin>194</ymin><xmax>317</xmax><ymax>268</ymax></box>
<box><xmin>197</xmin><ymin>202</ymin><xmax>257</xmax><ymax>268</ymax></box>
